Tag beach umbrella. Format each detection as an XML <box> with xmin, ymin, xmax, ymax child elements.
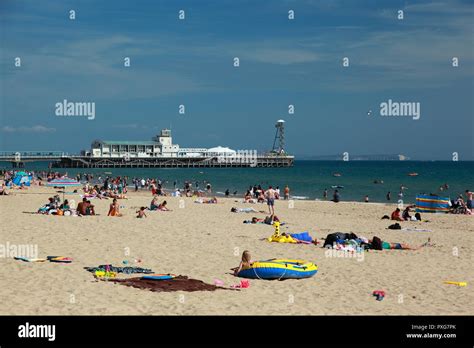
<box><xmin>46</xmin><ymin>178</ymin><xmax>81</xmax><ymax>201</ymax></box>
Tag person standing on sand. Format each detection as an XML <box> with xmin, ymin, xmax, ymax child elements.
<box><xmin>466</xmin><ymin>190</ymin><xmax>473</xmax><ymax>209</ymax></box>
<box><xmin>284</xmin><ymin>185</ymin><xmax>290</xmax><ymax>200</ymax></box>
<box><xmin>265</xmin><ymin>186</ymin><xmax>276</xmax><ymax>215</ymax></box>
<box><xmin>386</xmin><ymin>191</ymin><xmax>391</xmax><ymax>201</ymax></box>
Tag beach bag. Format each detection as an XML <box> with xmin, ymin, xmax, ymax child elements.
<box><xmin>388</xmin><ymin>223</ymin><xmax>401</xmax><ymax>230</ymax></box>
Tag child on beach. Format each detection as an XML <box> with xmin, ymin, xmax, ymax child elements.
<box><xmin>233</xmin><ymin>250</ymin><xmax>254</xmax><ymax>276</ymax></box>
<box><xmin>284</xmin><ymin>185</ymin><xmax>290</xmax><ymax>200</ymax></box>
<box><xmin>108</xmin><ymin>198</ymin><xmax>122</xmax><ymax>217</ymax></box>
<box><xmin>136</xmin><ymin>207</ymin><xmax>147</xmax><ymax>218</ymax></box>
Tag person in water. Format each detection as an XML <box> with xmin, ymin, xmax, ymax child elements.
<box><xmin>284</xmin><ymin>185</ymin><xmax>290</xmax><ymax>200</ymax></box>
<box><xmin>386</xmin><ymin>191</ymin><xmax>391</xmax><ymax>201</ymax></box>
<box><xmin>233</xmin><ymin>250</ymin><xmax>254</xmax><ymax>276</ymax></box>
<box><xmin>323</xmin><ymin>189</ymin><xmax>328</xmax><ymax>199</ymax></box>
<box><xmin>332</xmin><ymin>190</ymin><xmax>340</xmax><ymax>203</ymax></box>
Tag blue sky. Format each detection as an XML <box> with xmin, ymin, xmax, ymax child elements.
<box><xmin>0</xmin><ymin>0</ymin><xmax>473</xmax><ymax>160</ymax></box>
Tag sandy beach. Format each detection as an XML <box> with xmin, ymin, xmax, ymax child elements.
<box><xmin>0</xmin><ymin>186</ymin><xmax>472</xmax><ymax>315</ymax></box>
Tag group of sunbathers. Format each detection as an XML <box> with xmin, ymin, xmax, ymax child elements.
<box><xmin>390</xmin><ymin>206</ymin><xmax>422</xmax><ymax>221</ymax></box>
<box><xmin>83</xmin><ymin>184</ymin><xmax>127</xmax><ymax>199</ymax></box>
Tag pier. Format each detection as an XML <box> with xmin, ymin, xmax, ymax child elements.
<box><xmin>0</xmin><ymin>151</ymin><xmax>294</xmax><ymax>168</ymax></box>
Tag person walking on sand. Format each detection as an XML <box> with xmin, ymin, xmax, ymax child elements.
<box><xmin>265</xmin><ymin>186</ymin><xmax>276</xmax><ymax>215</ymax></box>
<box><xmin>284</xmin><ymin>185</ymin><xmax>290</xmax><ymax>200</ymax></box>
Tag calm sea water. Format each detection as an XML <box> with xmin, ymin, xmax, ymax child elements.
<box><xmin>2</xmin><ymin>161</ymin><xmax>473</xmax><ymax>203</ymax></box>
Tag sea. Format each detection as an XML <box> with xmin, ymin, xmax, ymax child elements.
<box><xmin>2</xmin><ymin>161</ymin><xmax>473</xmax><ymax>203</ymax></box>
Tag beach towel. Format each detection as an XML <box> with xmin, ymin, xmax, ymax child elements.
<box><xmin>416</xmin><ymin>194</ymin><xmax>450</xmax><ymax>213</ymax></box>
<box><xmin>85</xmin><ymin>265</ymin><xmax>153</xmax><ymax>274</ymax></box>
<box><xmin>290</xmin><ymin>232</ymin><xmax>313</xmax><ymax>243</ymax></box>
<box><xmin>401</xmin><ymin>228</ymin><xmax>432</xmax><ymax>232</ymax></box>
<box><xmin>104</xmin><ymin>275</ymin><xmax>235</xmax><ymax>292</ymax></box>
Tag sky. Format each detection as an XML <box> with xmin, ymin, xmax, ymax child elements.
<box><xmin>0</xmin><ymin>0</ymin><xmax>473</xmax><ymax>160</ymax></box>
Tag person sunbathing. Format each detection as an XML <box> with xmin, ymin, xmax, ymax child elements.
<box><xmin>369</xmin><ymin>236</ymin><xmax>429</xmax><ymax>250</ymax></box>
<box><xmin>195</xmin><ymin>197</ymin><xmax>218</xmax><ymax>204</ymax></box>
<box><xmin>108</xmin><ymin>198</ymin><xmax>122</xmax><ymax>216</ymax></box>
<box><xmin>157</xmin><ymin>200</ymin><xmax>171</xmax><ymax>211</ymax></box>
<box><xmin>136</xmin><ymin>207</ymin><xmax>147</xmax><ymax>218</ymax></box>
<box><xmin>264</xmin><ymin>214</ymin><xmax>280</xmax><ymax>225</ymax></box>
<box><xmin>391</xmin><ymin>208</ymin><xmax>403</xmax><ymax>221</ymax></box>
<box><xmin>232</xmin><ymin>250</ymin><xmax>254</xmax><ymax>276</ymax></box>
<box><xmin>231</xmin><ymin>207</ymin><xmax>265</xmax><ymax>213</ymax></box>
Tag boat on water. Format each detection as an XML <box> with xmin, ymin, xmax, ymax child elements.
<box><xmin>333</xmin><ymin>173</ymin><xmax>342</xmax><ymax>177</ymax></box>
<box><xmin>408</xmin><ymin>173</ymin><xmax>419</xmax><ymax>176</ymax></box>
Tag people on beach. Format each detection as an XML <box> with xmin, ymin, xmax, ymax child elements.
<box><xmin>150</xmin><ymin>196</ymin><xmax>159</xmax><ymax>210</ymax></box>
<box><xmin>466</xmin><ymin>190</ymin><xmax>473</xmax><ymax>209</ymax></box>
<box><xmin>364</xmin><ymin>195</ymin><xmax>369</xmax><ymax>203</ymax></box>
<box><xmin>265</xmin><ymin>186</ymin><xmax>276</xmax><ymax>215</ymax></box>
<box><xmin>231</xmin><ymin>207</ymin><xmax>265</xmax><ymax>213</ymax></box>
<box><xmin>0</xmin><ymin>183</ymin><xmax>10</xmax><ymax>195</ymax></box>
<box><xmin>391</xmin><ymin>208</ymin><xmax>403</xmax><ymax>221</ymax></box>
<box><xmin>284</xmin><ymin>185</ymin><xmax>290</xmax><ymax>200</ymax></box>
<box><xmin>157</xmin><ymin>200</ymin><xmax>172</xmax><ymax>211</ymax></box>
<box><xmin>386</xmin><ymin>191</ymin><xmax>391</xmax><ymax>201</ymax></box>
<box><xmin>332</xmin><ymin>190</ymin><xmax>340</xmax><ymax>203</ymax></box>
<box><xmin>369</xmin><ymin>236</ymin><xmax>430</xmax><ymax>251</ymax></box>
<box><xmin>323</xmin><ymin>189</ymin><xmax>328</xmax><ymax>199</ymax></box>
<box><xmin>108</xmin><ymin>198</ymin><xmax>122</xmax><ymax>217</ymax></box>
<box><xmin>232</xmin><ymin>250</ymin><xmax>253</xmax><ymax>276</ymax></box>
<box><xmin>136</xmin><ymin>207</ymin><xmax>147</xmax><ymax>218</ymax></box>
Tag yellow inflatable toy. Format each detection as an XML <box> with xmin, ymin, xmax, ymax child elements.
<box><xmin>267</xmin><ymin>221</ymin><xmax>297</xmax><ymax>243</ymax></box>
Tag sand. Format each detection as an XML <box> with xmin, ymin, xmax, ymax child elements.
<box><xmin>0</xmin><ymin>185</ymin><xmax>472</xmax><ymax>315</ymax></box>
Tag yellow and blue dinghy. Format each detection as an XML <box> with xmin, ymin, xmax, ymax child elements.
<box><xmin>237</xmin><ymin>259</ymin><xmax>317</xmax><ymax>280</ymax></box>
